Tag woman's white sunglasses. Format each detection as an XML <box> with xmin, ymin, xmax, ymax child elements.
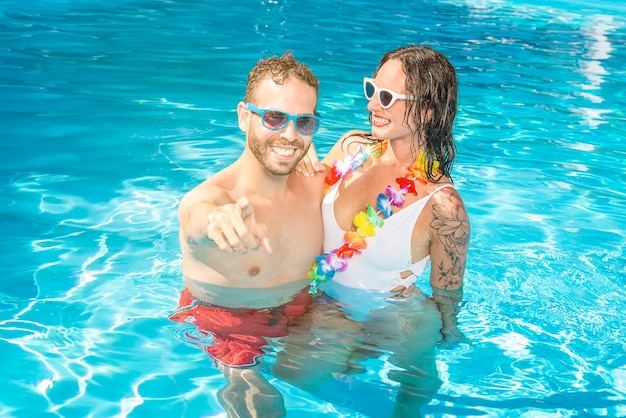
<box><xmin>363</xmin><ymin>77</ymin><xmax>417</xmax><ymax>109</ymax></box>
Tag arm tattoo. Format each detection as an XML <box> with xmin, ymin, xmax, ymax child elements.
<box><xmin>429</xmin><ymin>192</ymin><xmax>470</xmax><ymax>289</ymax></box>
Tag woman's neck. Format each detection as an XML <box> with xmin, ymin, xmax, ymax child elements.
<box><xmin>380</xmin><ymin>137</ymin><xmax>422</xmax><ymax>167</ymax></box>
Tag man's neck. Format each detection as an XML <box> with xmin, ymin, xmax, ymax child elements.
<box><xmin>232</xmin><ymin>153</ymin><xmax>292</xmax><ymax>200</ymax></box>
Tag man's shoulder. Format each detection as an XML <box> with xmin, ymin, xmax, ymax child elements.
<box><xmin>181</xmin><ymin>172</ymin><xmax>237</xmax><ymax>209</ymax></box>
<box><xmin>288</xmin><ymin>169</ymin><xmax>326</xmax><ymax>197</ymax></box>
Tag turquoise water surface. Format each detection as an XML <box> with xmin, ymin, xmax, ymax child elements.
<box><xmin>1</xmin><ymin>0</ymin><xmax>625</xmax><ymax>416</ymax></box>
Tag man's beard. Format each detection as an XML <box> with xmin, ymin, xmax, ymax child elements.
<box><xmin>248</xmin><ymin>130</ymin><xmax>309</xmax><ymax>176</ymax></box>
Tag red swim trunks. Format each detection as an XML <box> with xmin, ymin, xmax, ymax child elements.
<box><xmin>170</xmin><ymin>287</ymin><xmax>310</xmax><ymax>367</ymax></box>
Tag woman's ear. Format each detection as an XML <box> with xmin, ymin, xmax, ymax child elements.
<box><xmin>237</xmin><ymin>102</ymin><xmax>250</xmax><ymax>132</ymax></box>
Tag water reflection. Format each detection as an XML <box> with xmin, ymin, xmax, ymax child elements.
<box><xmin>171</xmin><ymin>278</ymin><xmax>444</xmax><ymax>416</ymax></box>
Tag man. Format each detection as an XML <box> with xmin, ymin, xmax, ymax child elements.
<box><xmin>170</xmin><ymin>52</ymin><xmax>326</xmax><ymax>418</ymax></box>
<box><xmin>177</xmin><ymin>51</ymin><xmax>324</xmax><ymax>292</ymax></box>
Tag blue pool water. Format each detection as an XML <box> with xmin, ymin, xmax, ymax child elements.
<box><xmin>1</xmin><ymin>0</ymin><xmax>625</xmax><ymax>416</ymax></box>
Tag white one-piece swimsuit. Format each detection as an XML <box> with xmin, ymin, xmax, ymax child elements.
<box><xmin>320</xmin><ymin>179</ymin><xmax>454</xmax><ymax>310</ymax></box>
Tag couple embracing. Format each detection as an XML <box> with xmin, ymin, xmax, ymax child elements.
<box><xmin>170</xmin><ymin>46</ymin><xmax>470</xmax><ymax>417</ymax></box>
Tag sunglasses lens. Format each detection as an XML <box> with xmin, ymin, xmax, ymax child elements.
<box><xmin>366</xmin><ymin>80</ymin><xmax>377</xmax><ymax>100</ymax></box>
<box><xmin>379</xmin><ymin>90</ymin><xmax>394</xmax><ymax>108</ymax></box>
<box><xmin>263</xmin><ymin>111</ymin><xmax>289</xmax><ymax>129</ymax></box>
<box><xmin>296</xmin><ymin>117</ymin><xmax>319</xmax><ymax>135</ymax></box>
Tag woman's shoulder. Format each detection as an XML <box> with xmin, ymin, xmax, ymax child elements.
<box><xmin>323</xmin><ymin>130</ymin><xmax>373</xmax><ymax>165</ymax></box>
<box><xmin>340</xmin><ymin>130</ymin><xmax>373</xmax><ymax>149</ymax></box>
<box><xmin>341</xmin><ymin>129</ymin><xmax>370</xmax><ymax>139</ymax></box>
<box><xmin>427</xmin><ymin>184</ymin><xmax>469</xmax><ymax>233</ymax></box>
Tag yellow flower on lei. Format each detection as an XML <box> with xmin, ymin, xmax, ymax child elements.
<box><xmin>353</xmin><ymin>204</ymin><xmax>383</xmax><ymax>237</ymax></box>
<box><xmin>354</xmin><ymin>211</ymin><xmax>375</xmax><ymax>237</ymax></box>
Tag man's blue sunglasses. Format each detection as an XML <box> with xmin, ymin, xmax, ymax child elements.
<box><xmin>245</xmin><ymin>102</ymin><xmax>321</xmax><ymax>136</ymax></box>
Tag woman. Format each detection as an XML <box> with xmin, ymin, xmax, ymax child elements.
<box><xmin>292</xmin><ymin>46</ymin><xmax>470</xmax><ymax>416</ymax></box>
<box><xmin>304</xmin><ymin>46</ymin><xmax>469</xmax><ymax>337</ymax></box>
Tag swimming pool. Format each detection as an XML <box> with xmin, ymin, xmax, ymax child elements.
<box><xmin>1</xmin><ymin>0</ymin><xmax>625</xmax><ymax>416</ymax></box>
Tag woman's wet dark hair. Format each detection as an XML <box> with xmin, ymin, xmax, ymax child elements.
<box><xmin>374</xmin><ymin>46</ymin><xmax>458</xmax><ymax>182</ymax></box>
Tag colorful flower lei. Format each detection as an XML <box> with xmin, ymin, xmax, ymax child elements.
<box><xmin>308</xmin><ymin>140</ymin><xmax>439</xmax><ymax>295</ymax></box>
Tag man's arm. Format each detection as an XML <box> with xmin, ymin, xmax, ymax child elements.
<box><xmin>178</xmin><ymin>185</ymin><xmax>271</xmax><ymax>254</ymax></box>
